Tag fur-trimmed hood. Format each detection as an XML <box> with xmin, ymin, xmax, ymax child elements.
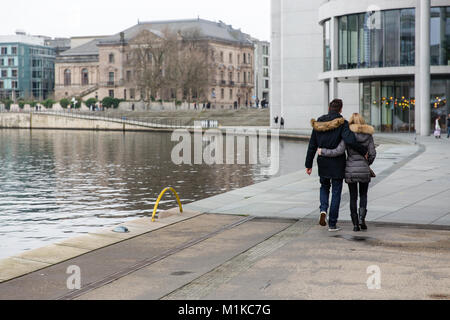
<box><xmin>311</xmin><ymin>117</ymin><xmax>345</xmax><ymax>132</ymax></box>
<box><xmin>349</xmin><ymin>124</ymin><xmax>375</xmax><ymax>135</ymax></box>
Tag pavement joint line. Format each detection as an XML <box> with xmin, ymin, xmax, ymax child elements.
<box><xmin>11</xmin><ymin>257</ymin><xmax>52</xmax><ymax>266</ymax></box>
<box><xmin>430</xmin><ymin>212</ymin><xmax>450</xmax><ymax>225</ymax></box>
<box><xmin>56</xmin><ymin>215</ymin><xmax>256</xmax><ymax>300</ymax></box>
<box><xmin>161</xmin><ymin>218</ymin><xmax>315</xmax><ymax>300</ymax></box>
<box><xmin>374</xmin><ymin>186</ymin><xmax>450</xmax><ymax>221</ymax></box>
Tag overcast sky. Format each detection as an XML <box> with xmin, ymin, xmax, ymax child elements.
<box><xmin>2</xmin><ymin>0</ymin><xmax>270</xmax><ymax>41</ymax></box>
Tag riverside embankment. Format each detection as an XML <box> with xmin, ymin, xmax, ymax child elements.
<box><xmin>1</xmin><ymin>119</ymin><xmax>449</xmax><ymax>299</ymax></box>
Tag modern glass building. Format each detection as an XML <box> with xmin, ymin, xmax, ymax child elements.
<box><xmin>319</xmin><ymin>0</ymin><xmax>450</xmax><ymax>135</ymax></box>
<box><xmin>271</xmin><ymin>0</ymin><xmax>449</xmax><ymax>135</ymax></box>
<box><xmin>0</xmin><ymin>33</ymin><xmax>55</xmax><ymax>100</ymax></box>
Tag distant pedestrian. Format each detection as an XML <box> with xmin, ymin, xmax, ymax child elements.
<box><xmin>434</xmin><ymin>116</ymin><xmax>442</xmax><ymax>139</ymax></box>
<box><xmin>256</xmin><ymin>98</ymin><xmax>260</xmax><ymax>108</ymax></box>
<box><xmin>132</xmin><ymin>104</ymin><xmax>135</xmax><ymax>111</ymax></box>
<box><xmin>274</xmin><ymin>116</ymin><xmax>279</xmax><ymax>125</ymax></box>
<box><xmin>280</xmin><ymin>117</ymin><xmax>285</xmax><ymax>129</ymax></box>
<box><xmin>447</xmin><ymin>114</ymin><xmax>450</xmax><ymax>139</ymax></box>
<box><xmin>234</xmin><ymin>101</ymin><xmax>238</xmax><ymax>110</ymax></box>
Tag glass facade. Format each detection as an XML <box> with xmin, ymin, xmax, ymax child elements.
<box><xmin>337</xmin><ymin>9</ymin><xmax>416</xmax><ymax>69</ymax></box>
<box><xmin>360</xmin><ymin>79</ymin><xmax>415</xmax><ymax>132</ymax></box>
<box><xmin>0</xmin><ymin>42</ymin><xmax>55</xmax><ymax>100</ymax></box>
<box><xmin>431</xmin><ymin>77</ymin><xmax>450</xmax><ymax>130</ymax></box>
<box><xmin>430</xmin><ymin>7</ymin><xmax>450</xmax><ymax>65</ymax></box>
<box><xmin>361</xmin><ymin>77</ymin><xmax>450</xmax><ymax>133</ymax></box>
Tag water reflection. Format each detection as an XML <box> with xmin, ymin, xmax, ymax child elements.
<box><xmin>0</xmin><ymin>129</ymin><xmax>307</xmax><ymax>259</ymax></box>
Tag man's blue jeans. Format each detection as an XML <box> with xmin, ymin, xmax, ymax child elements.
<box><xmin>447</xmin><ymin>127</ymin><xmax>450</xmax><ymax>138</ymax></box>
<box><xmin>320</xmin><ymin>177</ymin><xmax>344</xmax><ymax>227</ymax></box>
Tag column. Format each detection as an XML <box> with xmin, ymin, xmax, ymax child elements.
<box><xmin>419</xmin><ymin>0</ymin><xmax>431</xmax><ymax>136</ymax></box>
<box><xmin>329</xmin><ymin>16</ymin><xmax>339</xmax><ymax>102</ymax></box>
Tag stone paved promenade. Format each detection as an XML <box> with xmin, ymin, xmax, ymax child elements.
<box><xmin>0</xmin><ymin>133</ymin><xmax>449</xmax><ymax>300</ymax></box>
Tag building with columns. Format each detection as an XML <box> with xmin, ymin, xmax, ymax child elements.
<box><xmin>55</xmin><ymin>19</ymin><xmax>255</xmax><ymax>109</ymax></box>
<box><xmin>271</xmin><ymin>0</ymin><xmax>449</xmax><ymax>135</ymax></box>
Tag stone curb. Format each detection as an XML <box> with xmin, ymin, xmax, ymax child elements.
<box><xmin>0</xmin><ymin>209</ymin><xmax>202</xmax><ymax>283</ymax></box>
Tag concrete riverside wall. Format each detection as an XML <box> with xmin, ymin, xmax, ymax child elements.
<box><xmin>0</xmin><ymin>113</ymin><xmax>159</xmax><ymax>132</ymax></box>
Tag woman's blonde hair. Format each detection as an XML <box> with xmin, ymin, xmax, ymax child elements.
<box><xmin>349</xmin><ymin>113</ymin><xmax>366</xmax><ymax>125</ymax></box>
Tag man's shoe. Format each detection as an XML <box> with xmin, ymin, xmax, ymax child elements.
<box><xmin>319</xmin><ymin>212</ymin><xmax>327</xmax><ymax>226</ymax></box>
<box><xmin>328</xmin><ymin>226</ymin><xmax>341</xmax><ymax>232</ymax></box>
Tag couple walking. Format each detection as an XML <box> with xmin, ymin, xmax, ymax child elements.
<box><xmin>305</xmin><ymin>99</ymin><xmax>377</xmax><ymax>232</ymax></box>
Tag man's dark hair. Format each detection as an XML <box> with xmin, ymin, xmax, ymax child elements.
<box><xmin>329</xmin><ymin>99</ymin><xmax>343</xmax><ymax>113</ymax></box>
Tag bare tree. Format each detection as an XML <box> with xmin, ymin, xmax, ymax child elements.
<box><xmin>126</xmin><ymin>27</ymin><xmax>216</xmax><ymax>108</ymax></box>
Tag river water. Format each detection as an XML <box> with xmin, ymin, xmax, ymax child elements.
<box><xmin>0</xmin><ymin>129</ymin><xmax>308</xmax><ymax>259</ymax></box>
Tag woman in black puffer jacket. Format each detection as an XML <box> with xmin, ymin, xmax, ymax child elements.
<box><xmin>319</xmin><ymin>113</ymin><xmax>377</xmax><ymax>232</ymax></box>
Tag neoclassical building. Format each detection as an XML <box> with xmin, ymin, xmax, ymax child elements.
<box><xmin>55</xmin><ymin>19</ymin><xmax>255</xmax><ymax>109</ymax></box>
<box><xmin>272</xmin><ymin>0</ymin><xmax>450</xmax><ymax>135</ymax></box>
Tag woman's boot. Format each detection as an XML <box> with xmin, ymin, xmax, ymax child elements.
<box><xmin>351</xmin><ymin>212</ymin><xmax>361</xmax><ymax>232</ymax></box>
<box><xmin>359</xmin><ymin>208</ymin><xmax>368</xmax><ymax>230</ymax></box>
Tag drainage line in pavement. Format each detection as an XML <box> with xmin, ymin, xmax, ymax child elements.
<box><xmin>56</xmin><ymin>216</ymin><xmax>255</xmax><ymax>300</ymax></box>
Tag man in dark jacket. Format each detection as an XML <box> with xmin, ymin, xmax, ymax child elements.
<box><xmin>305</xmin><ymin>99</ymin><xmax>368</xmax><ymax>232</ymax></box>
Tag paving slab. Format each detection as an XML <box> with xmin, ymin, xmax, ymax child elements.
<box><xmin>76</xmin><ymin>218</ymin><xmax>294</xmax><ymax>300</ymax></box>
<box><xmin>0</xmin><ymin>214</ymin><xmax>241</xmax><ymax>299</ymax></box>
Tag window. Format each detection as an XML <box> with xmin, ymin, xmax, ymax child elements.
<box><xmin>0</xmin><ymin>81</ymin><xmax>3</xmax><ymax>89</ymax></box>
<box><xmin>337</xmin><ymin>9</ymin><xmax>415</xmax><ymax>69</ymax></box>
<box><xmin>229</xmin><ymin>53</ymin><xmax>233</xmax><ymax>63</ymax></box>
<box><xmin>323</xmin><ymin>20</ymin><xmax>331</xmax><ymax>71</ymax></box>
<box><xmin>384</xmin><ymin>10</ymin><xmax>401</xmax><ymax>67</ymax></box>
<box><xmin>430</xmin><ymin>7</ymin><xmax>450</xmax><ymax>65</ymax></box>
<box><xmin>263</xmin><ymin>57</ymin><xmax>269</xmax><ymax>67</ymax></box>
<box><xmin>221</xmin><ymin>88</ymin><xmax>225</xmax><ymax>99</ymax></box>
<box><xmin>12</xmin><ymin>47</ymin><xmax>17</xmax><ymax>55</ymax></box>
<box><xmin>237</xmin><ymin>72</ymin><xmax>240</xmax><ymax>83</ymax></box>
<box><xmin>108</xmin><ymin>72</ymin><xmax>115</xmax><ymax>85</ymax></box>
<box><xmin>1</xmin><ymin>70</ymin><xmax>6</xmax><ymax>77</ymax></box>
<box><xmin>32</xmin><ymin>71</ymin><xmax>42</xmax><ymax>78</ymax></box>
<box><xmin>248</xmin><ymin>53</ymin><xmax>251</xmax><ymax>64</ymax></box>
<box><xmin>400</xmin><ymin>9</ymin><xmax>415</xmax><ymax>66</ymax></box>
<box><xmin>126</xmin><ymin>70</ymin><xmax>132</xmax><ymax>82</ymax></box>
<box><xmin>237</xmin><ymin>54</ymin><xmax>240</xmax><ymax>64</ymax></box>
<box><xmin>263</xmin><ymin>68</ymin><xmax>269</xmax><ymax>77</ymax></box>
<box><xmin>220</xmin><ymin>51</ymin><xmax>224</xmax><ymax>62</ymax></box>
<box><xmin>248</xmin><ymin>72</ymin><xmax>251</xmax><ymax>83</ymax></box>
<box><xmin>229</xmin><ymin>72</ymin><xmax>233</xmax><ymax>82</ymax></box>
<box><xmin>8</xmin><ymin>58</ymin><xmax>14</xmax><ymax>66</ymax></box>
<box><xmin>64</xmin><ymin>69</ymin><xmax>71</xmax><ymax>86</ymax></box>
<box><xmin>0</xmin><ymin>59</ymin><xmax>3</xmax><ymax>66</ymax></box>
<box><xmin>109</xmin><ymin>53</ymin><xmax>115</xmax><ymax>63</ymax></box>
<box><xmin>12</xmin><ymin>81</ymin><xmax>18</xmax><ymax>89</ymax></box>
<box><xmin>130</xmin><ymin>88</ymin><xmax>135</xmax><ymax>99</ymax></box>
<box><xmin>109</xmin><ymin>90</ymin><xmax>114</xmax><ymax>98</ymax></box>
<box><xmin>1</xmin><ymin>47</ymin><xmax>7</xmax><ymax>55</ymax></box>
<box><xmin>243</xmin><ymin>54</ymin><xmax>247</xmax><ymax>64</ymax></box>
<box><xmin>265</xmin><ymin>80</ymin><xmax>269</xmax><ymax>89</ymax></box>
<box><xmin>81</xmin><ymin>68</ymin><xmax>89</xmax><ymax>86</ymax></box>
<box><xmin>12</xmin><ymin>70</ymin><xmax>17</xmax><ymax>78</ymax></box>
<box><xmin>229</xmin><ymin>89</ymin><xmax>233</xmax><ymax>99</ymax></box>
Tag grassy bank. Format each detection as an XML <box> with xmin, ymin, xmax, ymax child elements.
<box><xmin>79</xmin><ymin>108</ymin><xmax>270</xmax><ymax>127</ymax></box>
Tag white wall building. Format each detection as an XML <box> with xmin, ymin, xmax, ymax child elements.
<box><xmin>271</xmin><ymin>0</ymin><xmax>450</xmax><ymax>136</ymax></box>
<box><xmin>254</xmin><ymin>40</ymin><xmax>271</xmax><ymax>107</ymax></box>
